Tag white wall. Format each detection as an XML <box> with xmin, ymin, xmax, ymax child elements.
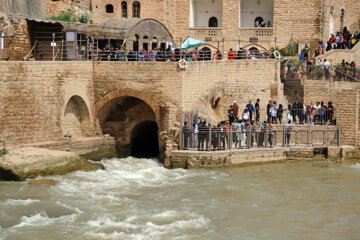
<box><xmin>191</xmin><ymin>0</ymin><xmax>223</xmax><ymax>27</ymax></box>
<box><xmin>240</xmin><ymin>0</ymin><xmax>274</xmax><ymax>27</ymax></box>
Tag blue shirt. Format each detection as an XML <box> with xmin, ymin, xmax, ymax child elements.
<box><xmin>246</xmin><ymin>104</ymin><xmax>255</xmax><ymax>112</ymax></box>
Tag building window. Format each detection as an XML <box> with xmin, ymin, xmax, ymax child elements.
<box><xmin>208</xmin><ymin>17</ymin><xmax>218</xmax><ymax>27</ymax></box>
<box><xmin>106</xmin><ymin>4</ymin><xmax>114</xmax><ymax>13</ymax></box>
<box><xmin>133</xmin><ymin>1</ymin><xmax>140</xmax><ymax>18</ymax></box>
<box><xmin>340</xmin><ymin>8</ymin><xmax>345</xmax><ymax>31</ymax></box>
<box><xmin>121</xmin><ymin>1</ymin><xmax>127</xmax><ymax>18</ymax></box>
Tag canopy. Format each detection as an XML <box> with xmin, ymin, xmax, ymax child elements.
<box><xmin>180</xmin><ymin>37</ymin><xmax>205</xmax><ymax>49</ymax></box>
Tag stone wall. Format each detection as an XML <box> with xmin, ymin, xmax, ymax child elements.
<box><xmin>0</xmin><ymin>15</ymin><xmax>31</xmax><ymax>61</ymax></box>
<box><xmin>0</xmin><ymin>60</ymin><xmax>280</xmax><ymax>147</ymax></box>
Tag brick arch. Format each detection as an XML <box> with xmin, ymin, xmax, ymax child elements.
<box><xmin>95</xmin><ymin>88</ymin><xmax>163</xmax><ymax>123</ymax></box>
<box><xmin>242</xmin><ymin>43</ymin><xmax>268</xmax><ymax>51</ymax></box>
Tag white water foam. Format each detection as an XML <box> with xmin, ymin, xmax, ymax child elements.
<box><xmin>12</xmin><ymin>211</ymin><xmax>78</xmax><ymax>228</ymax></box>
<box><xmin>1</xmin><ymin>199</ymin><xmax>40</xmax><ymax>206</ymax></box>
<box><xmin>350</xmin><ymin>163</ymin><xmax>360</xmax><ymax>169</ymax></box>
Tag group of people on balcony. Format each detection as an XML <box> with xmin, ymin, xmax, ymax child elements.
<box><xmin>314</xmin><ymin>27</ymin><xmax>360</xmax><ymax>56</ymax></box>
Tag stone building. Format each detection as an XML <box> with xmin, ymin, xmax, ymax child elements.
<box><xmin>42</xmin><ymin>0</ymin><xmax>360</xmax><ymax>53</ymax></box>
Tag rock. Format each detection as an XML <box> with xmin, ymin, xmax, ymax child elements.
<box><xmin>0</xmin><ymin>147</ymin><xmax>105</xmax><ymax>181</ymax></box>
<box><xmin>29</xmin><ymin>179</ymin><xmax>57</xmax><ymax>186</ymax></box>
<box><xmin>80</xmin><ymin>147</ymin><xmax>117</xmax><ymax>161</ymax></box>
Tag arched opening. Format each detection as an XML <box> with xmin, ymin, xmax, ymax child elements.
<box><xmin>152</xmin><ymin>37</ymin><xmax>158</xmax><ymax>50</ymax></box>
<box><xmin>133</xmin><ymin>1</ymin><xmax>140</xmax><ymax>18</ymax></box>
<box><xmin>208</xmin><ymin>17</ymin><xmax>218</xmax><ymax>27</ymax></box>
<box><xmin>121</xmin><ymin>1</ymin><xmax>127</xmax><ymax>18</ymax></box>
<box><xmin>143</xmin><ymin>35</ymin><xmax>149</xmax><ymax>51</ymax></box>
<box><xmin>63</xmin><ymin>96</ymin><xmax>91</xmax><ymax>138</ymax></box>
<box><xmin>133</xmin><ymin>34</ymin><xmax>139</xmax><ymax>52</ymax></box>
<box><xmin>131</xmin><ymin>121</ymin><xmax>159</xmax><ymax>158</ymax></box>
<box><xmin>106</xmin><ymin>4</ymin><xmax>114</xmax><ymax>13</ymax></box>
<box><xmin>97</xmin><ymin>96</ymin><xmax>159</xmax><ymax>158</ymax></box>
<box><xmin>200</xmin><ymin>47</ymin><xmax>211</xmax><ymax>61</ymax></box>
<box><xmin>190</xmin><ymin>0</ymin><xmax>223</xmax><ymax>27</ymax></box>
<box><xmin>254</xmin><ymin>17</ymin><xmax>264</xmax><ymax>27</ymax></box>
<box><xmin>340</xmin><ymin>9</ymin><xmax>345</xmax><ymax>31</ymax></box>
<box><xmin>329</xmin><ymin>6</ymin><xmax>334</xmax><ymax>37</ymax></box>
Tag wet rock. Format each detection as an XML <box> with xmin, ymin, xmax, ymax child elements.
<box><xmin>29</xmin><ymin>179</ymin><xmax>57</xmax><ymax>186</ymax></box>
<box><xmin>80</xmin><ymin>147</ymin><xmax>117</xmax><ymax>161</ymax></box>
<box><xmin>0</xmin><ymin>147</ymin><xmax>105</xmax><ymax>181</ymax></box>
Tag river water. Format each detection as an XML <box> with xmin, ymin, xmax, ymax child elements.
<box><xmin>0</xmin><ymin>158</ymin><xmax>359</xmax><ymax>240</ymax></box>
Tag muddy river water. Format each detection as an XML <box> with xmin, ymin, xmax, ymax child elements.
<box><xmin>0</xmin><ymin>158</ymin><xmax>359</xmax><ymax>240</ymax></box>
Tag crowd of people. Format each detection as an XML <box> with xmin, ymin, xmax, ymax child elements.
<box><xmin>335</xmin><ymin>59</ymin><xmax>358</xmax><ymax>80</ymax></box>
<box><xmin>182</xmin><ymin>99</ymin><xmax>335</xmax><ymax>150</ymax></box>
<box><xmin>314</xmin><ymin>27</ymin><xmax>360</xmax><ymax>57</ymax></box>
<box><xmin>94</xmin><ymin>44</ymin><xmax>274</xmax><ymax>62</ymax></box>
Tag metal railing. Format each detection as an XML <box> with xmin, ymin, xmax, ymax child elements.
<box><xmin>180</xmin><ymin>124</ymin><xmax>341</xmax><ymax>151</ymax></box>
<box><xmin>265</xmin><ymin>109</ymin><xmax>336</xmax><ymax>125</ymax></box>
<box><xmin>333</xmin><ymin>67</ymin><xmax>359</xmax><ymax>82</ymax></box>
<box><xmin>29</xmin><ymin>40</ymin><xmax>275</xmax><ymax>61</ymax></box>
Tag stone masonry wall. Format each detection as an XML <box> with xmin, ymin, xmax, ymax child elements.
<box><xmin>0</xmin><ymin>60</ymin><xmax>359</xmax><ymax>149</ymax></box>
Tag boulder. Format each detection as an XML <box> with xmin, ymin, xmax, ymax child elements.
<box><xmin>0</xmin><ymin>147</ymin><xmax>105</xmax><ymax>181</ymax></box>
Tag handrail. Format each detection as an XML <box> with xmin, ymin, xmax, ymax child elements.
<box><xmin>23</xmin><ymin>41</ymin><xmax>38</xmax><ymax>61</ymax></box>
<box><xmin>334</xmin><ymin>68</ymin><xmax>358</xmax><ymax>82</ymax></box>
<box><xmin>54</xmin><ymin>48</ymin><xmax>61</xmax><ymax>60</ymax></box>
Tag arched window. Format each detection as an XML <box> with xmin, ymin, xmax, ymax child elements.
<box><xmin>254</xmin><ymin>17</ymin><xmax>264</xmax><ymax>27</ymax></box>
<box><xmin>152</xmin><ymin>37</ymin><xmax>158</xmax><ymax>50</ymax></box>
<box><xmin>340</xmin><ymin>9</ymin><xmax>345</xmax><ymax>31</ymax></box>
<box><xmin>121</xmin><ymin>1</ymin><xmax>127</xmax><ymax>18</ymax></box>
<box><xmin>133</xmin><ymin>34</ymin><xmax>139</xmax><ymax>51</ymax></box>
<box><xmin>133</xmin><ymin>1</ymin><xmax>140</xmax><ymax>18</ymax></box>
<box><xmin>208</xmin><ymin>17</ymin><xmax>218</xmax><ymax>27</ymax></box>
<box><xmin>106</xmin><ymin>4</ymin><xmax>114</xmax><ymax>13</ymax></box>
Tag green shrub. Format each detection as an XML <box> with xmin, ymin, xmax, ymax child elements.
<box><xmin>48</xmin><ymin>9</ymin><xmax>77</xmax><ymax>22</ymax></box>
<box><xmin>79</xmin><ymin>12</ymin><xmax>91</xmax><ymax>23</ymax></box>
<box><xmin>0</xmin><ymin>141</ymin><xmax>8</xmax><ymax>157</ymax></box>
<box><xmin>286</xmin><ymin>40</ymin><xmax>298</xmax><ymax>57</ymax></box>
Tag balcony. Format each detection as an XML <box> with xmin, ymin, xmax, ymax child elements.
<box><xmin>189</xmin><ymin>27</ymin><xmax>222</xmax><ymax>39</ymax></box>
<box><xmin>238</xmin><ymin>27</ymin><xmax>274</xmax><ymax>39</ymax></box>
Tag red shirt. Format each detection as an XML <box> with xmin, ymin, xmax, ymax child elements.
<box><xmin>228</xmin><ymin>51</ymin><xmax>235</xmax><ymax>60</ymax></box>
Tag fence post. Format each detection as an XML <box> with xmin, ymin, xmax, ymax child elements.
<box><xmin>295</xmin><ymin>131</ymin><xmax>298</xmax><ymax>146</ymax></box>
<box><xmin>323</xmin><ymin>129</ymin><xmax>326</xmax><ymax>146</ymax></box>
<box><xmin>282</xmin><ymin>124</ymin><xmax>285</xmax><ymax>147</ymax></box>
<box><xmin>179</xmin><ymin>112</ymin><xmax>183</xmax><ymax>150</ymax></box>
<box><xmin>308</xmin><ymin>124</ymin><xmax>312</xmax><ymax>146</ymax></box>
<box><xmin>209</xmin><ymin>125</ymin><xmax>212</xmax><ymax>151</ymax></box>
<box><xmin>229</xmin><ymin>127</ymin><xmax>232</xmax><ymax>150</ymax></box>
<box><xmin>265</xmin><ymin>126</ymin><xmax>268</xmax><ymax>148</ymax></box>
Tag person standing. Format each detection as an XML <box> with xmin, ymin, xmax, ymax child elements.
<box><xmin>233</xmin><ymin>101</ymin><xmax>239</xmax><ymax>120</ymax></box>
<box><xmin>255</xmin><ymin>99</ymin><xmax>260</xmax><ymax>122</ymax></box>
<box><xmin>183</xmin><ymin>121</ymin><xmax>189</xmax><ymax>149</ymax></box>
<box><xmin>192</xmin><ymin>118</ymin><xmax>200</xmax><ymax>148</ymax></box>
<box><xmin>285</xmin><ymin>120</ymin><xmax>292</xmax><ymax>146</ymax></box>
<box><xmin>228</xmin><ymin>105</ymin><xmax>236</xmax><ymax>125</ymax></box>
<box><xmin>246</xmin><ymin>100</ymin><xmax>255</xmax><ymax>122</ymax></box>
<box><xmin>267</xmin><ymin>100</ymin><xmax>272</xmax><ymax>122</ymax></box>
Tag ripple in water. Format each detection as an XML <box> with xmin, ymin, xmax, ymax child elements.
<box><xmin>0</xmin><ymin>157</ymin><xmax>359</xmax><ymax>240</ymax></box>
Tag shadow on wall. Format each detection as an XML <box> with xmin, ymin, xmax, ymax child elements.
<box><xmin>63</xmin><ymin>96</ymin><xmax>91</xmax><ymax>138</ymax></box>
